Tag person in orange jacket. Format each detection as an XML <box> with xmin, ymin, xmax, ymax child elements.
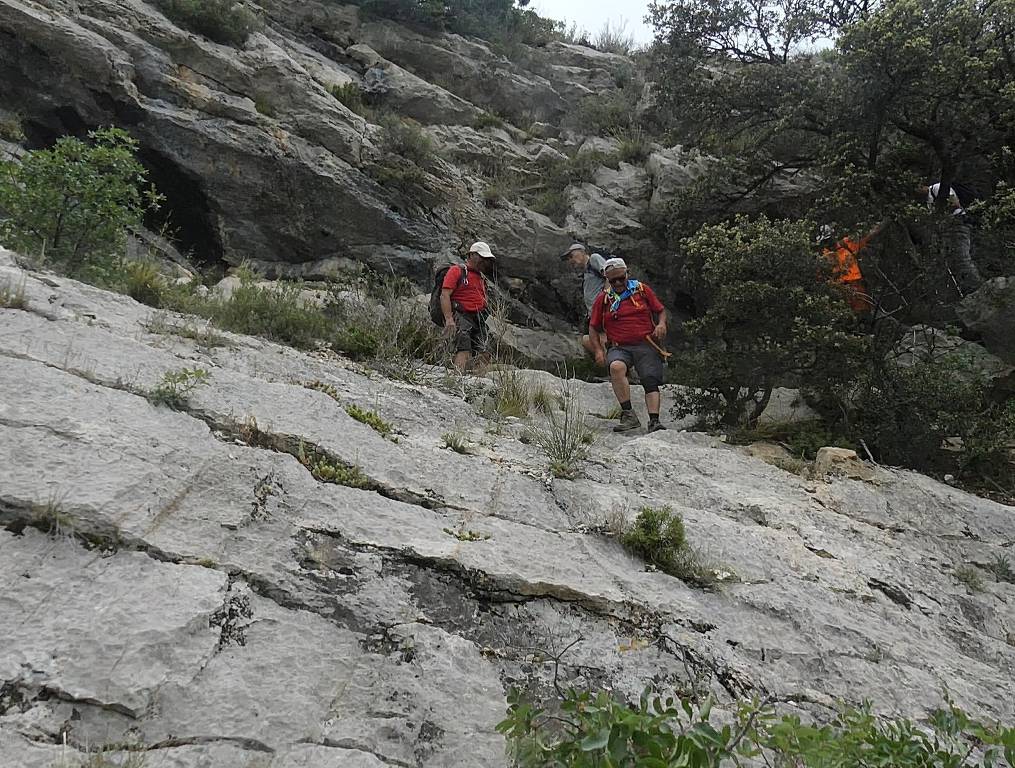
<box><xmin>818</xmin><ymin>223</ymin><xmax>882</xmax><ymax>312</ymax></box>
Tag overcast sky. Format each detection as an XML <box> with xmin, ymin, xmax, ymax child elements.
<box><xmin>528</xmin><ymin>0</ymin><xmax>656</xmax><ymax>46</ymax></box>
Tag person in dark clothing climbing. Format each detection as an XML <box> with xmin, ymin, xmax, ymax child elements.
<box><xmin>561</xmin><ymin>243</ymin><xmax>607</xmax><ymax>356</ymax></box>
<box><xmin>589</xmin><ymin>258</ymin><xmax>669</xmax><ymax>433</ymax></box>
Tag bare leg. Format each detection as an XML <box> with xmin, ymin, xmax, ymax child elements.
<box><xmin>645</xmin><ymin>390</ymin><xmax>661</xmax><ymax>414</ymax></box>
<box><xmin>609</xmin><ymin>360</ymin><xmax>630</xmax><ymax>404</ymax></box>
<box><xmin>453</xmin><ymin>351</ymin><xmax>470</xmax><ymax>372</ymax></box>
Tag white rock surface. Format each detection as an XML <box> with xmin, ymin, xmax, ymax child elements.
<box><xmin>1</xmin><ymin>263</ymin><xmax>1014</xmax><ymax>766</ymax></box>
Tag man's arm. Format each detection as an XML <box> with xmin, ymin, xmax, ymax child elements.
<box><xmin>589</xmin><ymin>324</ymin><xmax>607</xmax><ymax>366</ymax></box>
<box><xmin>652</xmin><ymin>308</ymin><xmax>668</xmax><ymax>340</ymax></box>
<box><xmin>440</xmin><ymin>288</ymin><xmax>455</xmax><ymax>335</ymax></box>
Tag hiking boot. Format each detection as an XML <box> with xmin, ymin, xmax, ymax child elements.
<box><xmin>613</xmin><ymin>410</ymin><xmax>641</xmax><ymax>433</ymax></box>
<box><xmin>647</xmin><ymin>420</ymin><xmax>666</xmax><ymax>433</ymax></box>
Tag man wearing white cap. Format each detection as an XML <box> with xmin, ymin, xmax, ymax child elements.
<box><xmin>561</xmin><ymin>243</ymin><xmax>607</xmax><ymax>356</ymax></box>
<box><xmin>440</xmin><ymin>241</ymin><xmax>496</xmax><ymax>372</ymax></box>
<box><xmin>589</xmin><ymin>257</ymin><xmax>668</xmax><ymax>432</ymax></box>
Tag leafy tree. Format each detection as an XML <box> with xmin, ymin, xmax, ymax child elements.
<box><xmin>156</xmin><ymin>0</ymin><xmax>262</xmax><ymax>47</ymax></box>
<box><xmin>673</xmin><ymin>215</ymin><xmax>867</xmax><ymax>428</ymax></box>
<box><xmin>0</xmin><ymin>127</ymin><xmax>161</xmax><ymax>275</ymax></box>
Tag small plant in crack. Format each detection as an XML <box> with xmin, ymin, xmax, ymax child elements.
<box><xmin>620</xmin><ymin>506</ymin><xmax>730</xmax><ymax>587</ymax></box>
<box><xmin>443</xmin><ymin>525</ymin><xmax>490</xmax><ymax>542</ymax></box>
<box><xmin>304</xmin><ymin>379</ymin><xmax>340</xmax><ymax>402</ymax></box>
<box><xmin>297</xmin><ymin>442</ymin><xmax>373</xmax><ymax>489</ymax></box>
<box><xmin>148</xmin><ymin>367</ymin><xmax>209</xmax><ymax>409</ymax></box>
<box><xmin>441</xmin><ymin>430</ymin><xmax>470</xmax><ymax>454</ymax></box>
<box><xmin>31</xmin><ymin>497</ymin><xmax>74</xmax><ymax>538</ymax></box>
<box><xmin>0</xmin><ymin>276</ymin><xmax>28</xmax><ymax>309</ymax></box>
<box><xmin>954</xmin><ymin>564</ymin><xmax>985</xmax><ymax>593</ymax></box>
<box><xmin>987</xmin><ymin>554</ymin><xmax>1014</xmax><ymax>584</ymax></box>
<box><xmin>79</xmin><ymin>751</ymin><xmax>147</xmax><ymax>768</ymax></box>
<box><xmin>345</xmin><ymin>403</ymin><xmax>395</xmax><ymax>439</ymax></box>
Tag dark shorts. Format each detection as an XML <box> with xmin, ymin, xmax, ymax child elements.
<box><xmin>453</xmin><ymin>310</ymin><xmax>488</xmax><ymax>354</ymax></box>
<box><xmin>606</xmin><ymin>342</ymin><xmax>664</xmax><ymax>384</ymax></box>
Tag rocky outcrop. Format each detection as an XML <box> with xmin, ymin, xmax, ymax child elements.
<box><xmin>958</xmin><ymin>277</ymin><xmax>1015</xmax><ymax>365</ymax></box>
<box><xmin>2</xmin><ymin>256</ymin><xmax>1014</xmax><ymax>766</ymax></box>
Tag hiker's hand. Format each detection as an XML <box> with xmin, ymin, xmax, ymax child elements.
<box><xmin>594</xmin><ymin>350</ymin><xmax>606</xmax><ymax>368</ymax></box>
<box><xmin>443</xmin><ymin>319</ymin><xmax>456</xmax><ymax>337</ymax></box>
<box><xmin>652</xmin><ymin>322</ymin><xmax>667</xmax><ymax>340</ymax></box>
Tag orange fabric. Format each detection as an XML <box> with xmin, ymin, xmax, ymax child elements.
<box><xmin>822</xmin><ymin>234</ymin><xmax>872</xmax><ymax>312</ymax></box>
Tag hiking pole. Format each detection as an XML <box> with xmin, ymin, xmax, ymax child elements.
<box><xmin>643</xmin><ymin>334</ymin><xmax>671</xmax><ymax>359</ymax></box>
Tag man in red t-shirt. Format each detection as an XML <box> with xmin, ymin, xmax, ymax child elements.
<box><xmin>589</xmin><ymin>258</ymin><xmax>668</xmax><ymax>433</ymax></box>
<box><xmin>440</xmin><ymin>241</ymin><xmax>496</xmax><ymax>371</ymax></box>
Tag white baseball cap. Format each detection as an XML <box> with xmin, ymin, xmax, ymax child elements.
<box><xmin>603</xmin><ymin>257</ymin><xmax>627</xmax><ymax>273</ymax></box>
<box><xmin>469</xmin><ymin>241</ymin><xmax>495</xmax><ymax>259</ymax></box>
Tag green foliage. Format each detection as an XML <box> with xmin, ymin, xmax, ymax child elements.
<box><xmin>490</xmin><ymin>369</ymin><xmax>532</xmax><ymax>418</ymax></box>
<box><xmin>0</xmin><ymin>276</ymin><xmax>27</xmax><ymax>309</ymax></box>
<box><xmin>345</xmin><ymin>403</ymin><xmax>394</xmax><ymax>438</ymax></box>
<box><xmin>441</xmin><ymin>430</ymin><xmax>470</xmax><ymax>454</ymax></box>
<box><xmin>616</xmin><ymin>131</ymin><xmax>651</xmax><ymax>164</ymax></box>
<box><xmin>253</xmin><ymin>96</ymin><xmax>276</xmax><ymax>117</ymax></box>
<box><xmin>593</xmin><ymin>19</ymin><xmax>637</xmax><ymax>55</ymax></box>
<box><xmin>674</xmin><ymin>215</ymin><xmax>867</xmax><ymax>428</ymax></box>
<box><xmin>953</xmin><ymin>564</ymin><xmax>985</xmax><ymax>593</ymax></box>
<box><xmin>500</xmin><ymin>686</ymin><xmax>1015</xmax><ymax>768</ymax></box>
<box><xmin>378</xmin><ymin>114</ymin><xmax>435</xmax><ymax>167</ymax></box>
<box><xmin>297</xmin><ymin>444</ymin><xmax>372</xmax><ymax>489</ymax></box>
<box><xmin>155</xmin><ymin>0</ymin><xmax>261</xmax><ymax>46</ymax></box>
<box><xmin>529</xmin><ymin>151</ymin><xmax>615</xmax><ymax>223</ymax></box>
<box><xmin>210</xmin><ymin>277</ymin><xmax>330</xmax><ymax>349</ymax></box>
<box><xmin>0</xmin><ymin>127</ymin><xmax>161</xmax><ymax>275</ymax></box>
<box><xmin>729</xmin><ymin>419</ymin><xmax>851</xmax><ymax>461</ymax></box>
<box><xmin>443</xmin><ymin>525</ymin><xmax>490</xmax><ymax>541</ymax></box>
<box><xmin>569</xmin><ymin>87</ymin><xmax>642</xmax><ymax>136</ymax></box>
<box><xmin>851</xmin><ymin>359</ymin><xmax>1015</xmax><ymax>477</ymax></box>
<box><xmin>120</xmin><ymin>261</ymin><xmax>167</xmax><ymax>307</ymax></box>
<box><xmin>329</xmin><ymin>82</ymin><xmax>367</xmax><ymax>117</ymax></box>
<box><xmin>989</xmin><ymin>555</ymin><xmax>1015</xmax><ymax>584</ymax></box>
<box><xmin>620</xmin><ymin>506</ymin><xmax>718</xmax><ymax>586</ymax></box>
<box><xmin>475</xmin><ymin>111</ymin><xmax>506</xmax><ymax>130</ymax></box>
<box><xmin>148</xmin><ymin>367</ymin><xmax>209</xmax><ymax>409</ymax></box>
<box><xmin>304</xmin><ymin>379</ymin><xmax>341</xmax><ymax>402</ymax></box>
<box><xmin>528</xmin><ymin>380</ymin><xmax>593</xmax><ymax>479</ymax></box>
<box><xmin>145</xmin><ymin>312</ymin><xmax>232</xmax><ymax>348</ymax></box>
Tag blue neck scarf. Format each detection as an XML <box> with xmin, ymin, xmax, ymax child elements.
<box><xmin>606</xmin><ymin>279</ymin><xmax>641</xmax><ymax>313</ymax></box>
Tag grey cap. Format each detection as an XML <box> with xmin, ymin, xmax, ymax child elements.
<box><xmin>560</xmin><ymin>243</ymin><xmax>587</xmax><ymax>259</ymax></box>
<box><xmin>603</xmin><ymin>257</ymin><xmax>628</xmax><ymax>273</ymax></box>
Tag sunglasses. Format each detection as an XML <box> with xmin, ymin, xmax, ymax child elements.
<box><xmin>607</xmin><ymin>274</ymin><xmax>628</xmax><ymax>284</ymax></box>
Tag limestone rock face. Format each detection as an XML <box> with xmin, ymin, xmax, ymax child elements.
<box><xmin>958</xmin><ymin>276</ymin><xmax>1015</xmax><ymax>364</ymax></box>
<box><xmin>2</xmin><ymin>259</ymin><xmax>1014</xmax><ymax>766</ymax></box>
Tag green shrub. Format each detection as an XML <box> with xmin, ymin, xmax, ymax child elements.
<box><xmin>0</xmin><ymin>127</ymin><xmax>161</xmax><ymax>276</ymax></box>
<box><xmin>616</xmin><ymin>130</ymin><xmax>651</xmax><ymax>164</ymax></box>
<box><xmin>329</xmin><ymin>82</ymin><xmax>367</xmax><ymax>117</ymax></box>
<box><xmin>441</xmin><ymin>431</ymin><xmax>470</xmax><ymax>454</ymax></box>
<box><xmin>852</xmin><ymin>359</ymin><xmax>1015</xmax><ymax>478</ymax></box>
<box><xmin>528</xmin><ymin>380</ymin><xmax>593</xmax><ymax>479</ymax></box>
<box><xmin>156</xmin><ymin>0</ymin><xmax>261</xmax><ymax>46</ymax></box>
<box><xmin>500</xmin><ymin>687</ymin><xmax>1015</xmax><ymax>768</ymax></box>
<box><xmin>378</xmin><ymin>114</ymin><xmax>434</xmax><ymax>167</ymax></box>
<box><xmin>526</xmin><ymin>151</ymin><xmax>615</xmax><ymax>224</ymax></box>
<box><xmin>729</xmin><ymin>419</ymin><xmax>851</xmax><ymax>460</ymax></box>
<box><xmin>304</xmin><ymin>379</ymin><xmax>341</xmax><ymax>402</ymax></box>
<box><xmin>148</xmin><ymin>367</ymin><xmax>209</xmax><ymax>410</ymax></box>
<box><xmin>345</xmin><ymin>403</ymin><xmax>394</xmax><ymax>438</ymax></box>
<box><xmin>210</xmin><ymin>277</ymin><xmax>330</xmax><ymax>349</ymax></box>
<box><xmin>120</xmin><ymin>261</ymin><xmax>167</xmax><ymax>307</ymax></box>
<box><xmin>475</xmin><ymin>111</ymin><xmax>505</xmax><ymax>130</ymax></box>
<box><xmin>989</xmin><ymin>555</ymin><xmax>1015</xmax><ymax>584</ymax></box>
<box><xmin>490</xmin><ymin>369</ymin><xmax>531</xmax><ymax>418</ymax></box>
<box><xmin>673</xmin><ymin>215</ymin><xmax>867</xmax><ymax>429</ymax></box>
<box><xmin>954</xmin><ymin>564</ymin><xmax>985</xmax><ymax>593</ymax></box>
<box><xmin>297</xmin><ymin>444</ymin><xmax>372</xmax><ymax>489</ymax></box>
<box><xmin>593</xmin><ymin>19</ymin><xmax>636</xmax><ymax>55</ymax></box>
<box><xmin>620</xmin><ymin>507</ymin><xmax>717</xmax><ymax>586</ymax></box>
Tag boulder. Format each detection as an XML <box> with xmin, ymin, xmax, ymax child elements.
<box><xmin>893</xmin><ymin>324</ymin><xmax>1012</xmax><ymax>382</ymax></box>
<box><xmin>957</xmin><ymin>277</ymin><xmax>1015</xmax><ymax>364</ymax></box>
<box><xmin>565</xmin><ymin>182</ymin><xmax>652</xmax><ymax>255</ymax></box>
<box><xmin>645</xmin><ymin>145</ymin><xmax>712</xmax><ymax>211</ymax></box>
<box><xmin>347</xmin><ymin>44</ymin><xmax>482</xmax><ymax>126</ymax></box>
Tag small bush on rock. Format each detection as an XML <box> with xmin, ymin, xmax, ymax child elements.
<box><xmin>621</xmin><ymin>507</ymin><xmax>717</xmax><ymax>586</ymax></box>
<box><xmin>0</xmin><ymin>127</ymin><xmax>161</xmax><ymax>276</ymax></box>
<box><xmin>345</xmin><ymin>403</ymin><xmax>394</xmax><ymax>438</ymax></box>
<box><xmin>156</xmin><ymin>0</ymin><xmax>261</xmax><ymax>46</ymax></box>
<box><xmin>148</xmin><ymin>367</ymin><xmax>209</xmax><ymax>410</ymax></box>
<box><xmin>210</xmin><ymin>276</ymin><xmax>329</xmax><ymax>349</ymax></box>
<box><xmin>499</xmin><ymin>687</ymin><xmax>1015</xmax><ymax>768</ymax></box>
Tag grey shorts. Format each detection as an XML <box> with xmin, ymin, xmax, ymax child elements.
<box><xmin>606</xmin><ymin>342</ymin><xmax>664</xmax><ymax>384</ymax></box>
<box><xmin>453</xmin><ymin>310</ymin><xmax>488</xmax><ymax>354</ymax></box>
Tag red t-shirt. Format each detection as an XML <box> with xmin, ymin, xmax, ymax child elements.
<box><xmin>590</xmin><ymin>282</ymin><xmax>665</xmax><ymax>346</ymax></box>
<box><xmin>442</xmin><ymin>265</ymin><xmax>487</xmax><ymax>313</ymax></box>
